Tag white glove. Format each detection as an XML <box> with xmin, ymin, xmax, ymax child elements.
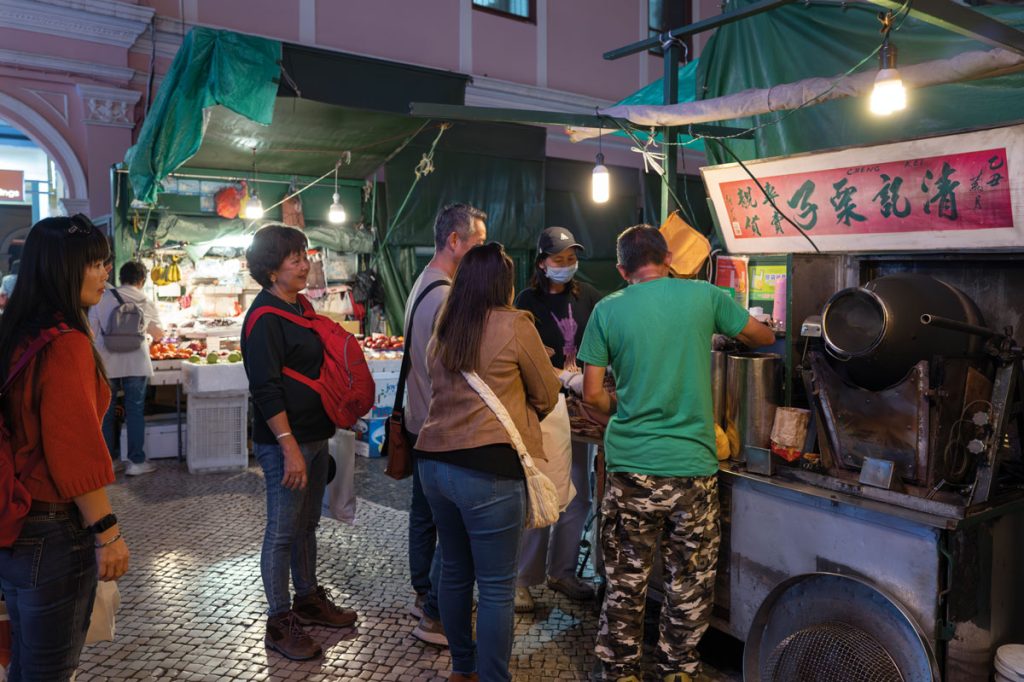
<box><xmin>558</xmin><ymin>369</ymin><xmax>584</xmax><ymax>396</ymax></box>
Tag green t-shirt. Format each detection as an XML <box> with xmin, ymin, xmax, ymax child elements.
<box><xmin>577</xmin><ymin>278</ymin><xmax>749</xmax><ymax>477</ymax></box>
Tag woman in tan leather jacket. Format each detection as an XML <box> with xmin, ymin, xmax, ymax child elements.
<box><xmin>415</xmin><ymin>242</ymin><xmax>561</xmax><ymax>682</ymax></box>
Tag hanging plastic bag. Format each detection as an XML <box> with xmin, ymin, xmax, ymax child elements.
<box><xmin>537</xmin><ymin>394</ymin><xmax>576</xmax><ymax>511</ymax></box>
<box><xmin>85</xmin><ymin>580</ymin><xmax>121</xmax><ymax>644</ymax></box>
<box><xmin>660</xmin><ymin>210</ymin><xmax>711</xmax><ymax>278</ymax></box>
<box><xmin>322</xmin><ymin>430</ymin><xmax>357</xmax><ymax>524</ymax></box>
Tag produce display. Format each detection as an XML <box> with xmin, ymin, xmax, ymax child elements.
<box><xmin>150</xmin><ymin>340</ymin><xmax>205</xmax><ymax>360</ymax></box>
<box><xmin>186</xmin><ymin>350</ymin><xmax>242</xmax><ymax>364</ymax></box>
<box><xmin>361</xmin><ymin>335</ymin><xmax>403</xmax><ymax>351</ymax></box>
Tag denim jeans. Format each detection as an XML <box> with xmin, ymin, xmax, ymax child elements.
<box><xmin>102</xmin><ymin>375</ymin><xmax>149</xmax><ymax>464</ymax></box>
<box><xmin>409</xmin><ymin>453</ymin><xmax>441</xmax><ymax>621</ymax></box>
<box><xmin>0</xmin><ymin>507</ymin><xmax>98</xmax><ymax>681</ymax></box>
<box><xmin>418</xmin><ymin>458</ymin><xmax>525</xmax><ymax>682</ymax></box>
<box><xmin>255</xmin><ymin>439</ymin><xmax>329</xmax><ymax>616</ymax></box>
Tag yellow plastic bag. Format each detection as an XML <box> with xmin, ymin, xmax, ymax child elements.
<box><xmin>659</xmin><ymin>211</ymin><xmax>711</xmax><ymax>278</ymax></box>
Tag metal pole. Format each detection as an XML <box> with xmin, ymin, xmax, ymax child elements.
<box><xmin>661</xmin><ymin>41</ymin><xmax>681</xmax><ymax>223</ymax></box>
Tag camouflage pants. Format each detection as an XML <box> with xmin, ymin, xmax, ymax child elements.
<box><xmin>596</xmin><ymin>473</ymin><xmax>720</xmax><ymax>678</ymax></box>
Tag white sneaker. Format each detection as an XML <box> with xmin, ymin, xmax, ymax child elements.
<box><xmin>125</xmin><ymin>461</ymin><xmax>157</xmax><ymax>476</ymax></box>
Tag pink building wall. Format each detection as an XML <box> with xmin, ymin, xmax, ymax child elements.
<box><xmin>0</xmin><ymin>0</ymin><xmax>718</xmax><ymax>220</ymax></box>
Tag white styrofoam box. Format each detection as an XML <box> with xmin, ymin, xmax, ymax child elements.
<box><xmin>367</xmin><ymin>357</ymin><xmax>402</xmax><ymax>374</ymax></box>
<box><xmin>181</xmin><ymin>361</ymin><xmax>248</xmax><ymax>394</ymax></box>
<box><xmin>118</xmin><ymin>416</ymin><xmax>185</xmax><ymax>460</ymax></box>
<box><xmin>352</xmin><ymin>417</ymin><xmax>386</xmax><ymax>458</ymax></box>
<box><xmin>372</xmin><ymin>371</ymin><xmax>399</xmax><ymax>409</ymax></box>
<box><xmin>150</xmin><ymin>359</ymin><xmax>183</xmax><ymax>386</ymax></box>
<box><xmin>324</xmin><ymin>251</ymin><xmax>359</xmax><ymax>281</ymax></box>
<box><xmin>186</xmin><ymin>392</ymin><xmax>248</xmax><ymax>473</ymax></box>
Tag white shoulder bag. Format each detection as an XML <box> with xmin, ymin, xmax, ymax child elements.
<box><xmin>462</xmin><ymin>371</ymin><xmax>561</xmax><ymax>529</ymax></box>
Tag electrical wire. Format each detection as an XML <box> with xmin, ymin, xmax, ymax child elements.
<box><xmin>709</xmin><ymin>138</ymin><xmax>821</xmax><ymax>253</ymax></box>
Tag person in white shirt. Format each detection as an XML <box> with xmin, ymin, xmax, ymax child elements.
<box><xmin>89</xmin><ymin>261</ymin><xmax>163</xmax><ymax>476</ymax></box>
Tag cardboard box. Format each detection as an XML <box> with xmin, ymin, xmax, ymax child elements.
<box><xmin>353</xmin><ymin>417</ymin><xmax>387</xmax><ymax>458</ymax></box>
<box><xmin>372</xmin><ymin>371</ymin><xmax>399</xmax><ymax>410</ymax></box>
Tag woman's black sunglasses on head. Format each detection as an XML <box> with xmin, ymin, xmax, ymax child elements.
<box><xmin>67</xmin><ymin>213</ymin><xmax>95</xmax><ymax>236</ymax></box>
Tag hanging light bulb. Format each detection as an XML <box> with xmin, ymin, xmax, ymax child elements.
<box><xmin>328</xmin><ymin>161</ymin><xmax>346</xmax><ymax>223</ymax></box>
<box><xmin>244</xmin><ymin>194</ymin><xmax>264</xmax><ymax>220</ymax></box>
<box><xmin>244</xmin><ymin>148</ymin><xmax>265</xmax><ymax>219</ymax></box>
<box><xmin>592</xmin><ymin>129</ymin><xmax>610</xmax><ymax>203</ymax></box>
<box><xmin>869</xmin><ymin>12</ymin><xmax>907</xmax><ymax>116</ymax></box>
<box><xmin>328</xmin><ymin>193</ymin><xmax>346</xmax><ymax>224</ymax></box>
<box><xmin>592</xmin><ymin>153</ymin><xmax>610</xmax><ymax>204</ymax></box>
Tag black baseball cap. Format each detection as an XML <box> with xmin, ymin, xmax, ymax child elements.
<box><xmin>537</xmin><ymin>226</ymin><xmax>584</xmax><ymax>255</ymax></box>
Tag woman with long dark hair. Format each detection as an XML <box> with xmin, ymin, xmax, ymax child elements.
<box><xmin>414</xmin><ymin>242</ymin><xmax>561</xmax><ymax>682</ymax></box>
<box><xmin>0</xmin><ymin>214</ymin><xmax>130</xmax><ymax>680</ymax></box>
<box><xmin>512</xmin><ymin>226</ymin><xmax>602</xmax><ymax>612</ymax></box>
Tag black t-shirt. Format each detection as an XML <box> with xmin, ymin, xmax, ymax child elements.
<box><xmin>241</xmin><ymin>290</ymin><xmax>335</xmax><ymax>445</ymax></box>
<box><xmin>514</xmin><ymin>281</ymin><xmax>602</xmax><ymax>370</ymax></box>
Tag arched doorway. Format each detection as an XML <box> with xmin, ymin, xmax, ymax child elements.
<box><xmin>0</xmin><ymin>116</ymin><xmax>68</xmax><ymax>272</ymax></box>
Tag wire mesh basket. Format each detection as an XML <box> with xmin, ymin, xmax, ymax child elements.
<box><xmin>186</xmin><ymin>392</ymin><xmax>249</xmax><ymax>473</ymax></box>
<box><xmin>763</xmin><ymin>621</ymin><xmax>904</xmax><ymax>682</ymax></box>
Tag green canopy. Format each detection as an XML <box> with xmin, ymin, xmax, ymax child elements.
<box><xmin>697</xmin><ymin>0</ymin><xmax>1024</xmax><ymax>163</ymax></box>
<box><xmin>126</xmin><ymin>28</ymin><xmax>282</xmax><ymax>204</ymax></box>
<box><xmin>612</xmin><ymin>59</ymin><xmax>705</xmax><ymax>152</ymax></box>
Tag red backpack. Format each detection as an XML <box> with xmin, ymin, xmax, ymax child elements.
<box><xmin>244</xmin><ymin>295</ymin><xmax>375</xmax><ymax>429</ymax></box>
<box><xmin>0</xmin><ymin>324</ymin><xmax>71</xmax><ymax>548</ymax></box>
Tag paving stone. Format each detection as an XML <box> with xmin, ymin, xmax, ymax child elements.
<box><xmin>72</xmin><ymin>460</ymin><xmax>739</xmax><ymax>681</ymax></box>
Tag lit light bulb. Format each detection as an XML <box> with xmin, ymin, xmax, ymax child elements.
<box><xmin>869</xmin><ymin>68</ymin><xmax>906</xmax><ymax>116</ymax></box>
<box><xmin>592</xmin><ymin>153</ymin><xmax>610</xmax><ymax>204</ymax></box>
<box><xmin>328</xmin><ymin>193</ymin><xmax>346</xmax><ymax>224</ymax></box>
<box><xmin>244</xmin><ymin>195</ymin><xmax>264</xmax><ymax>220</ymax></box>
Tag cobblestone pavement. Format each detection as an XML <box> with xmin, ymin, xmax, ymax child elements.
<box><xmin>75</xmin><ymin>459</ymin><xmax>741</xmax><ymax>681</ymax></box>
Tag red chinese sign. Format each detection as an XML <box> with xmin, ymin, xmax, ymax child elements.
<box><xmin>719</xmin><ymin>149</ymin><xmax>1011</xmax><ymax>239</ymax></box>
<box><xmin>0</xmin><ymin>170</ymin><xmax>24</xmax><ymax>202</ymax></box>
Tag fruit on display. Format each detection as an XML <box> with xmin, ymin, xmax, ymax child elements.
<box><xmin>227</xmin><ymin>351</ymin><xmax>242</xmax><ymax>363</ymax></box>
<box><xmin>206</xmin><ymin>351</ymin><xmax>220</xmax><ymax>364</ymax></box>
<box><xmin>150</xmin><ymin>342</ymin><xmax>195</xmax><ymax>360</ymax></box>
<box><xmin>361</xmin><ymin>335</ymin><xmax>404</xmax><ymax>351</ymax></box>
<box><xmin>188</xmin><ymin>355</ymin><xmax>203</xmax><ymax>364</ymax></box>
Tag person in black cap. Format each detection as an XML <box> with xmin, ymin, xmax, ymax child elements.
<box><xmin>512</xmin><ymin>225</ymin><xmax>603</xmax><ymax>612</ymax></box>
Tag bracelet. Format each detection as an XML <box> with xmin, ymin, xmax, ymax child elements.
<box><xmin>94</xmin><ymin>533</ymin><xmax>123</xmax><ymax>549</ymax></box>
<box><xmin>274</xmin><ymin>431</ymin><xmax>293</xmax><ymax>441</ymax></box>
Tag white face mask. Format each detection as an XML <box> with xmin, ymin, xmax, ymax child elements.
<box><xmin>545</xmin><ymin>263</ymin><xmax>578</xmax><ymax>284</ymax></box>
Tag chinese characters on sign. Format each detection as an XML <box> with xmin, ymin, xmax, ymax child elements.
<box><xmin>720</xmin><ymin>149</ymin><xmax>1012</xmax><ymax>239</ymax></box>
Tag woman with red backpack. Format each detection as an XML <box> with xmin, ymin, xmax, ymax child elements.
<box><xmin>241</xmin><ymin>225</ymin><xmax>361</xmax><ymax>662</ymax></box>
<box><xmin>0</xmin><ymin>214</ymin><xmax>130</xmax><ymax>681</ymax></box>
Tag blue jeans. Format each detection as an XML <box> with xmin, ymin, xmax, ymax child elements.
<box><xmin>255</xmin><ymin>439</ymin><xmax>329</xmax><ymax>616</ymax></box>
<box><xmin>0</xmin><ymin>507</ymin><xmax>98</xmax><ymax>681</ymax></box>
<box><xmin>409</xmin><ymin>454</ymin><xmax>441</xmax><ymax>620</ymax></box>
<box><xmin>102</xmin><ymin>376</ymin><xmax>149</xmax><ymax>464</ymax></box>
<box><xmin>418</xmin><ymin>459</ymin><xmax>525</xmax><ymax>682</ymax></box>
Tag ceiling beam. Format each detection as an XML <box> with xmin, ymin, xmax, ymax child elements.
<box><xmin>408</xmin><ymin>102</ymin><xmax>754</xmax><ymax>139</ymax></box>
<box><xmin>870</xmin><ymin>0</ymin><xmax>1024</xmax><ymax>56</ymax></box>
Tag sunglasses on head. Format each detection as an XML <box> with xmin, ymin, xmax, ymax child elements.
<box><xmin>67</xmin><ymin>214</ymin><xmax>95</xmax><ymax>236</ymax></box>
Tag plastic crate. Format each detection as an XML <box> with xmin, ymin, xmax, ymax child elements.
<box><xmin>118</xmin><ymin>415</ymin><xmax>185</xmax><ymax>460</ymax></box>
<box><xmin>186</xmin><ymin>392</ymin><xmax>249</xmax><ymax>473</ymax></box>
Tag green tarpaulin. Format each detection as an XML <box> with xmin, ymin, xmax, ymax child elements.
<box><xmin>125</xmin><ymin>28</ymin><xmax>282</xmax><ymax>204</ymax></box>
<box><xmin>697</xmin><ymin>0</ymin><xmax>1024</xmax><ymax>163</ymax></box>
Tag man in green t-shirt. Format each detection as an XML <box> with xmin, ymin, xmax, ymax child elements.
<box><xmin>578</xmin><ymin>225</ymin><xmax>774</xmax><ymax>682</ymax></box>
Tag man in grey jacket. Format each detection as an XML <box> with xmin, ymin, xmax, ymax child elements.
<box><xmin>404</xmin><ymin>203</ymin><xmax>487</xmax><ymax>647</ymax></box>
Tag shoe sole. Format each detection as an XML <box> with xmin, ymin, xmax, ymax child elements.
<box><xmin>547</xmin><ymin>584</ymin><xmax>595</xmax><ymax>601</ymax></box>
<box><xmin>265</xmin><ymin>639</ymin><xmax>323</xmax><ymax>661</ymax></box>
<box><xmin>409</xmin><ymin>606</ymin><xmax>423</xmax><ymax>619</ymax></box>
<box><xmin>125</xmin><ymin>468</ymin><xmax>156</xmax><ymax>476</ymax></box>
<box><xmin>411</xmin><ymin>627</ymin><xmax>449</xmax><ymax>647</ymax></box>
<box><xmin>293</xmin><ymin>613</ymin><xmax>357</xmax><ymax>629</ymax></box>
<box><xmin>514</xmin><ymin>603</ymin><xmax>535</xmax><ymax>613</ymax></box>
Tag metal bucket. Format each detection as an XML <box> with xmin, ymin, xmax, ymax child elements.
<box><xmin>726</xmin><ymin>352</ymin><xmax>781</xmax><ymax>458</ymax></box>
<box><xmin>711</xmin><ymin>351</ymin><xmax>727</xmax><ymax>427</ymax></box>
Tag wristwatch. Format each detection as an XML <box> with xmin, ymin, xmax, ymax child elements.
<box><xmin>87</xmin><ymin>513</ymin><xmax>118</xmax><ymax>535</ymax></box>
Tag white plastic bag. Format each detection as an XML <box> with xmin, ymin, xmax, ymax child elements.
<box><xmin>85</xmin><ymin>580</ymin><xmax>120</xmax><ymax>644</ymax></box>
<box><xmin>322</xmin><ymin>430</ymin><xmax>358</xmax><ymax>524</ymax></box>
<box><xmin>537</xmin><ymin>394</ymin><xmax>576</xmax><ymax>512</ymax></box>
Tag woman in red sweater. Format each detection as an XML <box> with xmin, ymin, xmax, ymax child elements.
<box><xmin>0</xmin><ymin>214</ymin><xmax>130</xmax><ymax>681</ymax></box>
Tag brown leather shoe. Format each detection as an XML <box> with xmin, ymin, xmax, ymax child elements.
<box><xmin>265</xmin><ymin>611</ymin><xmax>322</xmax><ymax>660</ymax></box>
<box><xmin>449</xmin><ymin>673</ymin><xmax>479</xmax><ymax>681</ymax></box>
<box><xmin>293</xmin><ymin>585</ymin><xmax>358</xmax><ymax>628</ymax></box>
